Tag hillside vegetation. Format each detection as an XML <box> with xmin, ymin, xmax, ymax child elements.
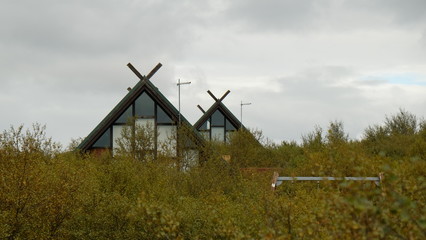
<box><xmin>0</xmin><ymin>110</ymin><xmax>425</xmax><ymax>239</ymax></box>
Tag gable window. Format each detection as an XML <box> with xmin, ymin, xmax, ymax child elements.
<box><xmin>196</xmin><ymin>107</ymin><xmax>240</xmax><ymax>142</ymax></box>
<box><xmin>135</xmin><ymin>92</ymin><xmax>155</xmax><ymax>117</ymax></box>
<box><xmin>112</xmin><ymin>125</ymin><xmax>129</xmax><ymax>154</ymax></box>
<box><xmin>157</xmin><ymin>105</ymin><xmax>173</xmax><ymax>124</ymax></box>
<box><xmin>157</xmin><ymin>125</ymin><xmax>177</xmax><ymax>156</ymax></box>
<box><xmin>211</xmin><ymin>110</ymin><xmax>225</xmax><ymax>126</ymax></box>
<box><xmin>92</xmin><ymin>128</ymin><xmax>111</xmax><ymax>148</ymax></box>
<box><xmin>109</xmin><ymin>94</ymin><xmax>177</xmax><ymax>157</ymax></box>
<box><xmin>115</xmin><ymin>105</ymin><xmax>133</xmax><ymax>124</ymax></box>
<box><xmin>211</xmin><ymin>127</ymin><xmax>225</xmax><ymax>141</ymax></box>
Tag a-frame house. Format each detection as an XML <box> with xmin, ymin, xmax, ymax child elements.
<box><xmin>194</xmin><ymin>90</ymin><xmax>243</xmax><ymax>142</ymax></box>
<box><xmin>77</xmin><ymin>63</ymin><xmax>203</xmax><ymax>162</ymax></box>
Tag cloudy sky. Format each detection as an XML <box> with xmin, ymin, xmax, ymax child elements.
<box><xmin>1</xmin><ymin>0</ymin><xmax>426</xmax><ymax>147</ymax></box>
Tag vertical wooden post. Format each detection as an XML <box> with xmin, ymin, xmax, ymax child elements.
<box><xmin>271</xmin><ymin>171</ymin><xmax>279</xmax><ymax>191</ymax></box>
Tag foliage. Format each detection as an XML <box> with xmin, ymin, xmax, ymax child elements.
<box><xmin>0</xmin><ymin>123</ymin><xmax>61</xmax><ymax>157</ymax></box>
<box><xmin>1</xmin><ymin>111</ymin><xmax>425</xmax><ymax>239</ymax></box>
<box><xmin>362</xmin><ymin>109</ymin><xmax>426</xmax><ymax>158</ymax></box>
<box><xmin>114</xmin><ymin>118</ymin><xmax>157</xmax><ymax>162</ymax></box>
<box><xmin>113</xmin><ymin>118</ymin><xmax>202</xmax><ymax>170</ymax></box>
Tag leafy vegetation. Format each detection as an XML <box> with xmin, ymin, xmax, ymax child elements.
<box><xmin>0</xmin><ymin>110</ymin><xmax>425</xmax><ymax>239</ymax></box>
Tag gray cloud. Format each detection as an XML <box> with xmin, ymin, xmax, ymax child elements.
<box><xmin>0</xmin><ymin>0</ymin><xmax>207</xmax><ymax>55</ymax></box>
<box><xmin>346</xmin><ymin>0</ymin><xmax>426</xmax><ymax>26</ymax></box>
<box><xmin>222</xmin><ymin>0</ymin><xmax>426</xmax><ymax>33</ymax></box>
<box><xmin>421</xmin><ymin>29</ymin><xmax>426</xmax><ymax>47</ymax></box>
<box><xmin>0</xmin><ymin>1</ymin><xmax>205</xmax><ymax>94</ymax></box>
<box><xmin>0</xmin><ymin>0</ymin><xmax>208</xmax><ymax>80</ymax></box>
<box><xmin>224</xmin><ymin>0</ymin><xmax>324</xmax><ymax>32</ymax></box>
<box><xmin>0</xmin><ymin>0</ymin><xmax>209</xmax><ymax>144</ymax></box>
<box><xmin>1</xmin><ymin>0</ymin><xmax>425</xmax><ymax>146</ymax></box>
<box><xmin>232</xmin><ymin>65</ymin><xmax>426</xmax><ymax>143</ymax></box>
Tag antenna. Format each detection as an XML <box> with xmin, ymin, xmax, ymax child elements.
<box><xmin>177</xmin><ymin>78</ymin><xmax>191</xmax><ymax>124</ymax></box>
<box><xmin>240</xmin><ymin>101</ymin><xmax>252</xmax><ymax>128</ymax></box>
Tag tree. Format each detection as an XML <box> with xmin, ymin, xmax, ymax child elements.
<box><xmin>362</xmin><ymin>109</ymin><xmax>421</xmax><ymax>157</ymax></box>
<box><xmin>114</xmin><ymin>118</ymin><xmax>157</xmax><ymax>161</ymax></box>
<box><xmin>326</xmin><ymin>120</ymin><xmax>348</xmax><ymax>146</ymax></box>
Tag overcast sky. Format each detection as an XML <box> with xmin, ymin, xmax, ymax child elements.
<box><xmin>1</xmin><ymin>0</ymin><xmax>426</xmax><ymax>147</ymax></box>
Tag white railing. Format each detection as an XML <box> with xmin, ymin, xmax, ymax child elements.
<box><xmin>271</xmin><ymin>172</ymin><xmax>383</xmax><ymax>190</ymax></box>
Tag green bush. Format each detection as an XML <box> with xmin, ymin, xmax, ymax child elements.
<box><xmin>1</xmin><ymin>111</ymin><xmax>425</xmax><ymax>239</ymax></box>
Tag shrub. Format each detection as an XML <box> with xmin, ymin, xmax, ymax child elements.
<box><xmin>1</xmin><ymin>111</ymin><xmax>425</xmax><ymax>239</ymax></box>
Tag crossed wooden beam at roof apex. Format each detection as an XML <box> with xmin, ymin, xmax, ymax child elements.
<box><xmin>127</xmin><ymin>62</ymin><xmax>162</xmax><ymax>81</ymax></box>
<box><xmin>207</xmin><ymin>90</ymin><xmax>230</xmax><ymax>102</ymax></box>
<box><xmin>197</xmin><ymin>90</ymin><xmax>231</xmax><ymax>114</ymax></box>
<box><xmin>127</xmin><ymin>63</ymin><xmax>233</xmax><ymax>116</ymax></box>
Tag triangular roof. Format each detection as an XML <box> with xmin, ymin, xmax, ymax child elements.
<box><xmin>77</xmin><ymin>63</ymin><xmax>203</xmax><ymax>152</ymax></box>
<box><xmin>194</xmin><ymin>90</ymin><xmax>243</xmax><ymax>131</ymax></box>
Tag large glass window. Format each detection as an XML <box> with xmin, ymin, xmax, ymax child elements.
<box><xmin>115</xmin><ymin>105</ymin><xmax>133</xmax><ymax>124</ymax></box>
<box><xmin>199</xmin><ymin>120</ymin><xmax>210</xmax><ymax>130</ymax></box>
<box><xmin>157</xmin><ymin>125</ymin><xmax>177</xmax><ymax>156</ymax></box>
<box><xmin>96</xmin><ymin>89</ymin><xmax>190</xmax><ymax>156</ymax></box>
<box><xmin>211</xmin><ymin>110</ymin><xmax>225</xmax><ymax>126</ymax></box>
<box><xmin>92</xmin><ymin>128</ymin><xmax>111</xmax><ymax>148</ymax></box>
<box><xmin>135</xmin><ymin>118</ymin><xmax>155</xmax><ymax>151</ymax></box>
<box><xmin>135</xmin><ymin>92</ymin><xmax>155</xmax><ymax>117</ymax></box>
<box><xmin>135</xmin><ymin>118</ymin><xmax>155</xmax><ymax>136</ymax></box>
<box><xmin>226</xmin><ymin>131</ymin><xmax>235</xmax><ymax>142</ymax></box>
<box><xmin>135</xmin><ymin>118</ymin><xmax>155</xmax><ymax>127</ymax></box>
<box><xmin>211</xmin><ymin>127</ymin><xmax>225</xmax><ymax>141</ymax></box>
<box><xmin>157</xmin><ymin>105</ymin><xmax>173</xmax><ymax>124</ymax></box>
<box><xmin>112</xmin><ymin>125</ymin><xmax>126</xmax><ymax>154</ymax></box>
<box><xmin>226</xmin><ymin>119</ymin><xmax>237</xmax><ymax>131</ymax></box>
